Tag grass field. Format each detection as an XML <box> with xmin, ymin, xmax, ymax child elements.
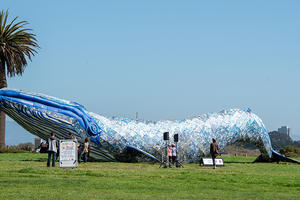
<box><xmin>0</xmin><ymin>153</ymin><xmax>299</xmax><ymax>200</ymax></box>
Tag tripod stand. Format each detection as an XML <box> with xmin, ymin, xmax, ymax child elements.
<box><xmin>174</xmin><ymin>142</ymin><xmax>184</xmax><ymax>168</ymax></box>
<box><xmin>159</xmin><ymin>140</ymin><xmax>171</xmax><ymax>168</ymax></box>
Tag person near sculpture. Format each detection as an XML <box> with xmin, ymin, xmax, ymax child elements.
<box><xmin>81</xmin><ymin>138</ymin><xmax>89</xmax><ymax>163</ymax></box>
<box><xmin>47</xmin><ymin>132</ymin><xmax>58</xmax><ymax>167</ymax></box>
<box><xmin>171</xmin><ymin>144</ymin><xmax>177</xmax><ymax>164</ymax></box>
<box><xmin>71</xmin><ymin>135</ymin><xmax>81</xmax><ymax>163</ymax></box>
<box><xmin>66</xmin><ymin>132</ymin><xmax>73</xmax><ymax>140</ymax></box>
<box><xmin>168</xmin><ymin>145</ymin><xmax>172</xmax><ymax>163</ymax></box>
<box><xmin>210</xmin><ymin>138</ymin><xmax>220</xmax><ymax>169</ymax></box>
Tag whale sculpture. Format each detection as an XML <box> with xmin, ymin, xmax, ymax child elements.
<box><xmin>0</xmin><ymin>88</ymin><xmax>296</xmax><ymax>163</ymax></box>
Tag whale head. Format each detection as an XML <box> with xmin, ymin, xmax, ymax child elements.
<box><xmin>0</xmin><ymin>88</ymin><xmax>103</xmax><ymax>146</ymax></box>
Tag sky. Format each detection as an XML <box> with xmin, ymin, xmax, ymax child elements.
<box><xmin>2</xmin><ymin>1</ymin><xmax>300</xmax><ymax>142</ymax></box>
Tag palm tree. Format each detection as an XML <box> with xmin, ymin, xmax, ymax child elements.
<box><xmin>0</xmin><ymin>10</ymin><xmax>39</xmax><ymax>149</ymax></box>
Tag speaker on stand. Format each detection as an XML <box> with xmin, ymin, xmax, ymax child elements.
<box><xmin>159</xmin><ymin>132</ymin><xmax>171</xmax><ymax>168</ymax></box>
<box><xmin>163</xmin><ymin>132</ymin><xmax>169</xmax><ymax>141</ymax></box>
<box><xmin>174</xmin><ymin>133</ymin><xmax>183</xmax><ymax>168</ymax></box>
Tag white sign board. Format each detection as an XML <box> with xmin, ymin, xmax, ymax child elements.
<box><xmin>59</xmin><ymin>140</ymin><xmax>78</xmax><ymax>168</ymax></box>
<box><xmin>200</xmin><ymin>158</ymin><xmax>224</xmax><ymax>166</ymax></box>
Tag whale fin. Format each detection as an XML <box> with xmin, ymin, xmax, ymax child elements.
<box><xmin>271</xmin><ymin>149</ymin><xmax>300</xmax><ymax>164</ymax></box>
<box><xmin>255</xmin><ymin>149</ymin><xmax>300</xmax><ymax>164</ymax></box>
<box><xmin>125</xmin><ymin>146</ymin><xmax>160</xmax><ymax>162</ymax></box>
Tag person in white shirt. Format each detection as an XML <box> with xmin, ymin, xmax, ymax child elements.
<box><xmin>47</xmin><ymin>132</ymin><xmax>58</xmax><ymax>167</ymax></box>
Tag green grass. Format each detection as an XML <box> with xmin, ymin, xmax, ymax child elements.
<box><xmin>0</xmin><ymin>153</ymin><xmax>299</xmax><ymax>200</ymax></box>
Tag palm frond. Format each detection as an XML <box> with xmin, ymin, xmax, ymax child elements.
<box><xmin>0</xmin><ymin>9</ymin><xmax>39</xmax><ymax>78</ymax></box>
<box><xmin>0</xmin><ymin>10</ymin><xmax>9</xmax><ymax>33</ymax></box>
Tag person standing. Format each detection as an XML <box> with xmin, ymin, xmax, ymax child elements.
<box><xmin>77</xmin><ymin>142</ymin><xmax>82</xmax><ymax>163</ymax></box>
<box><xmin>81</xmin><ymin>138</ymin><xmax>89</xmax><ymax>163</ymax></box>
<box><xmin>168</xmin><ymin>145</ymin><xmax>172</xmax><ymax>163</ymax></box>
<box><xmin>72</xmin><ymin>136</ymin><xmax>81</xmax><ymax>163</ymax></box>
<box><xmin>210</xmin><ymin>138</ymin><xmax>220</xmax><ymax>169</ymax></box>
<box><xmin>171</xmin><ymin>144</ymin><xmax>177</xmax><ymax>164</ymax></box>
<box><xmin>47</xmin><ymin>132</ymin><xmax>58</xmax><ymax>167</ymax></box>
<box><xmin>66</xmin><ymin>132</ymin><xmax>73</xmax><ymax>140</ymax></box>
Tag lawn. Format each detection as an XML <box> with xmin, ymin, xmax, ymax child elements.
<box><xmin>0</xmin><ymin>153</ymin><xmax>299</xmax><ymax>200</ymax></box>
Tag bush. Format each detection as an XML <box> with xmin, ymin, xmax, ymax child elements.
<box><xmin>0</xmin><ymin>142</ymin><xmax>34</xmax><ymax>153</ymax></box>
<box><xmin>0</xmin><ymin>149</ymin><xmax>27</xmax><ymax>153</ymax></box>
<box><xmin>279</xmin><ymin>146</ymin><xmax>300</xmax><ymax>157</ymax></box>
<box><xmin>16</xmin><ymin>142</ymin><xmax>34</xmax><ymax>151</ymax></box>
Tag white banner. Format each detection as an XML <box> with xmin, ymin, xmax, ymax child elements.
<box><xmin>59</xmin><ymin>140</ymin><xmax>78</xmax><ymax>168</ymax></box>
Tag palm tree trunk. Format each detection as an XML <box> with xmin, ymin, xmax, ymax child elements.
<box><xmin>0</xmin><ymin>112</ymin><xmax>5</xmax><ymax>149</ymax></box>
<box><xmin>0</xmin><ymin>59</ymin><xmax>7</xmax><ymax>149</ymax></box>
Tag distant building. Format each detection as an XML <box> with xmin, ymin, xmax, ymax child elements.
<box><xmin>278</xmin><ymin>126</ymin><xmax>292</xmax><ymax>137</ymax></box>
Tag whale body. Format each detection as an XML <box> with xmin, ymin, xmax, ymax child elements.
<box><xmin>0</xmin><ymin>88</ymin><xmax>286</xmax><ymax>163</ymax></box>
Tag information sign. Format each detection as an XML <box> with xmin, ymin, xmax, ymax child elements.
<box><xmin>200</xmin><ymin>158</ymin><xmax>224</xmax><ymax>166</ymax></box>
<box><xmin>59</xmin><ymin>140</ymin><xmax>78</xmax><ymax>168</ymax></box>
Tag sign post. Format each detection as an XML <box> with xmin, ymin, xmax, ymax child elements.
<box><xmin>59</xmin><ymin>140</ymin><xmax>78</xmax><ymax>168</ymax></box>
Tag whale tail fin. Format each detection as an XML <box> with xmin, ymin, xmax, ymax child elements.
<box><xmin>254</xmin><ymin>149</ymin><xmax>300</xmax><ymax>164</ymax></box>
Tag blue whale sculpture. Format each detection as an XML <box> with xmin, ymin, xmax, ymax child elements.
<box><xmin>0</xmin><ymin>88</ymin><xmax>296</xmax><ymax>163</ymax></box>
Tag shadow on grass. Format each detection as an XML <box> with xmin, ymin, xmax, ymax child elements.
<box><xmin>224</xmin><ymin>161</ymin><xmax>254</xmax><ymax>164</ymax></box>
<box><xmin>21</xmin><ymin>158</ymin><xmax>48</xmax><ymax>162</ymax></box>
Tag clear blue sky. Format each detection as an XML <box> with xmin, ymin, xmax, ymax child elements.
<box><xmin>3</xmin><ymin>1</ymin><xmax>300</xmax><ymax>140</ymax></box>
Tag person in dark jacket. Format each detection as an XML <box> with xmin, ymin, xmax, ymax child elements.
<box><xmin>210</xmin><ymin>138</ymin><xmax>220</xmax><ymax>169</ymax></box>
<box><xmin>66</xmin><ymin>132</ymin><xmax>73</xmax><ymax>140</ymax></box>
<box><xmin>81</xmin><ymin>138</ymin><xmax>89</xmax><ymax>163</ymax></box>
<box><xmin>47</xmin><ymin>132</ymin><xmax>58</xmax><ymax>167</ymax></box>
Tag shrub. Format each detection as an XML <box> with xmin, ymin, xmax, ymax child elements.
<box><xmin>0</xmin><ymin>149</ymin><xmax>27</xmax><ymax>153</ymax></box>
<box><xmin>279</xmin><ymin>146</ymin><xmax>300</xmax><ymax>157</ymax></box>
<box><xmin>16</xmin><ymin>142</ymin><xmax>34</xmax><ymax>151</ymax></box>
<box><xmin>0</xmin><ymin>142</ymin><xmax>34</xmax><ymax>153</ymax></box>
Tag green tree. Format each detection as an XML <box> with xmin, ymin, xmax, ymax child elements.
<box><xmin>0</xmin><ymin>10</ymin><xmax>39</xmax><ymax>149</ymax></box>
